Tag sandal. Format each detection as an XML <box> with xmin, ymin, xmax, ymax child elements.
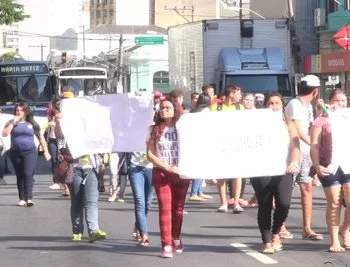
<box><xmin>279</xmin><ymin>231</ymin><xmax>294</xmax><ymax>239</ymax></box>
<box><xmin>138</xmin><ymin>238</ymin><xmax>150</xmax><ymax>247</ymax></box>
<box><xmin>303</xmin><ymin>232</ymin><xmax>323</xmax><ymax>240</ymax></box>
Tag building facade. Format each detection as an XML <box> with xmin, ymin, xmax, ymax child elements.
<box><xmin>304</xmin><ymin>0</ymin><xmax>350</xmax><ymax>99</ymax></box>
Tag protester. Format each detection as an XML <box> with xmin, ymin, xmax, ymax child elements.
<box><xmin>2</xmin><ymin>103</ymin><xmax>51</xmax><ymax>206</ymax></box>
<box><xmin>250</xmin><ymin>93</ymin><xmax>300</xmax><ymax>254</ymax></box>
<box><xmin>128</xmin><ymin>152</ymin><xmax>154</xmax><ymax>246</ymax></box>
<box><xmin>189</xmin><ymin>94</ymin><xmax>214</xmax><ymax>201</ymax></box>
<box><xmin>210</xmin><ymin>85</ymin><xmax>245</xmax><ymax>213</ymax></box>
<box><xmin>146</xmin><ymin>98</ymin><xmax>189</xmax><ymax>258</ymax></box>
<box><xmin>46</xmin><ymin>99</ymin><xmax>60</xmax><ymax>190</ymax></box>
<box><xmin>310</xmin><ymin>89</ymin><xmax>350</xmax><ymax>252</ymax></box>
<box><xmin>54</xmin><ymin>88</ymin><xmax>107</xmax><ymax>242</ymax></box>
<box><xmin>285</xmin><ymin>75</ymin><xmax>323</xmax><ymax>240</ymax></box>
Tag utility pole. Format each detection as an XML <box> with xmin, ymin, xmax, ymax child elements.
<box><xmin>29</xmin><ymin>43</ymin><xmax>47</xmax><ymax>61</ymax></box>
<box><xmin>164</xmin><ymin>6</ymin><xmax>195</xmax><ymax>22</ymax></box>
<box><xmin>116</xmin><ymin>34</ymin><xmax>124</xmax><ymax>93</ymax></box>
<box><xmin>82</xmin><ymin>25</ymin><xmax>86</xmax><ymax>66</ymax></box>
<box><xmin>239</xmin><ymin>0</ymin><xmax>243</xmax><ymax>20</ymax></box>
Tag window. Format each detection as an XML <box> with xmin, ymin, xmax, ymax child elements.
<box><xmin>327</xmin><ymin>0</ymin><xmax>338</xmax><ymax>13</ymax></box>
<box><xmin>153</xmin><ymin>71</ymin><xmax>169</xmax><ymax>84</ymax></box>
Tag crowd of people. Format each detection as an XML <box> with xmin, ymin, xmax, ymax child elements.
<box><xmin>1</xmin><ymin>74</ymin><xmax>350</xmax><ymax>257</ymax></box>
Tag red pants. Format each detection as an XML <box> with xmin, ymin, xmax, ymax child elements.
<box><xmin>153</xmin><ymin>168</ymin><xmax>190</xmax><ymax>247</ymax></box>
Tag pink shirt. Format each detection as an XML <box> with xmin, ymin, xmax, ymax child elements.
<box><xmin>312</xmin><ymin>116</ymin><xmax>332</xmax><ymax>166</ymax></box>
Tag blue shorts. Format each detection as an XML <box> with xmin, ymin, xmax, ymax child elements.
<box><xmin>319</xmin><ymin>167</ymin><xmax>350</xmax><ymax>188</ymax></box>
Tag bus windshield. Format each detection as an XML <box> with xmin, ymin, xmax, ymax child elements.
<box><xmin>59</xmin><ymin>78</ymin><xmax>106</xmax><ymax>96</ymax></box>
<box><xmin>0</xmin><ymin>61</ymin><xmax>53</xmax><ymax>105</ymax></box>
<box><xmin>0</xmin><ymin>74</ymin><xmax>52</xmax><ymax>104</ymax></box>
<box><xmin>225</xmin><ymin>74</ymin><xmax>292</xmax><ymax>96</ymax></box>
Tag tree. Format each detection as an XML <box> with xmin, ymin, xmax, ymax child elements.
<box><xmin>0</xmin><ymin>51</ymin><xmax>23</xmax><ymax>61</ymax></box>
<box><xmin>0</xmin><ymin>0</ymin><xmax>30</xmax><ymax>25</ymax></box>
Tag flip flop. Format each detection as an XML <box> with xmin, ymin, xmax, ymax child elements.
<box><xmin>303</xmin><ymin>233</ymin><xmax>323</xmax><ymax>240</ymax></box>
<box><xmin>138</xmin><ymin>239</ymin><xmax>150</xmax><ymax>247</ymax></box>
<box><xmin>279</xmin><ymin>231</ymin><xmax>294</xmax><ymax>239</ymax></box>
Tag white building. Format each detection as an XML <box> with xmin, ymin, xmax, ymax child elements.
<box><xmin>0</xmin><ymin>0</ymin><xmax>86</xmax><ymax>60</ymax></box>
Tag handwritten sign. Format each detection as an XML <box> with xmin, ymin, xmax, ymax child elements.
<box><xmin>328</xmin><ymin>108</ymin><xmax>350</xmax><ymax>174</ymax></box>
<box><xmin>60</xmin><ymin>93</ymin><xmax>153</xmax><ymax>159</ymax></box>
<box><xmin>176</xmin><ymin>109</ymin><xmax>290</xmax><ymax>179</ymax></box>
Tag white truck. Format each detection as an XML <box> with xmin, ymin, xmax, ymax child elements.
<box><xmin>168</xmin><ymin>19</ymin><xmax>294</xmax><ymax>102</ymax></box>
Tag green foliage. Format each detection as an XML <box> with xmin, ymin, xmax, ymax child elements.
<box><xmin>0</xmin><ymin>0</ymin><xmax>30</xmax><ymax>25</ymax></box>
<box><xmin>0</xmin><ymin>51</ymin><xmax>23</xmax><ymax>61</ymax></box>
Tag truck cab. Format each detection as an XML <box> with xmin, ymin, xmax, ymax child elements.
<box><xmin>215</xmin><ymin>47</ymin><xmax>293</xmax><ymax>97</ymax></box>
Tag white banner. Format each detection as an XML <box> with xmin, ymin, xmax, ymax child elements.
<box><xmin>0</xmin><ymin>113</ymin><xmax>48</xmax><ymax>151</ymax></box>
<box><xmin>176</xmin><ymin>109</ymin><xmax>290</xmax><ymax>179</ymax></box>
<box><xmin>60</xmin><ymin>93</ymin><xmax>153</xmax><ymax>159</ymax></box>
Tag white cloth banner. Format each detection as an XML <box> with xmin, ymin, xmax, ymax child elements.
<box><xmin>60</xmin><ymin>94</ymin><xmax>153</xmax><ymax>159</ymax></box>
<box><xmin>328</xmin><ymin>108</ymin><xmax>350</xmax><ymax>174</ymax></box>
<box><xmin>0</xmin><ymin>113</ymin><xmax>48</xmax><ymax>151</ymax></box>
<box><xmin>176</xmin><ymin>109</ymin><xmax>290</xmax><ymax>179</ymax></box>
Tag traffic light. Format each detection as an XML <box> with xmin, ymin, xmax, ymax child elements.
<box><xmin>61</xmin><ymin>52</ymin><xmax>67</xmax><ymax>64</ymax></box>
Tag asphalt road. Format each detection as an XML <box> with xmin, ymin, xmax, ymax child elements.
<box><xmin>0</xmin><ymin>158</ymin><xmax>349</xmax><ymax>267</ymax></box>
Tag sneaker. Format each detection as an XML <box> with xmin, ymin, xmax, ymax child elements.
<box><xmin>108</xmin><ymin>192</ymin><xmax>117</xmax><ymax>202</ymax></box>
<box><xmin>89</xmin><ymin>230</ymin><xmax>107</xmax><ymax>243</ymax></box>
<box><xmin>173</xmin><ymin>239</ymin><xmax>184</xmax><ymax>253</ymax></box>
<box><xmin>217</xmin><ymin>205</ymin><xmax>228</xmax><ymax>213</ymax></box>
<box><xmin>162</xmin><ymin>245</ymin><xmax>173</xmax><ymax>258</ymax></box>
<box><xmin>0</xmin><ymin>178</ymin><xmax>7</xmax><ymax>185</ymax></box>
<box><xmin>117</xmin><ymin>198</ymin><xmax>125</xmax><ymax>203</ymax></box>
<box><xmin>49</xmin><ymin>183</ymin><xmax>61</xmax><ymax>190</ymax></box>
<box><xmin>72</xmin><ymin>233</ymin><xmax>82</xmax><ymax>242</ymax></box>
<box><xmin>17</xmin><ymin>200</ymin><xmax>26</xmax><ymax>206</ymax></box>
<box><xmin>26</xmin><ymin>200</ymin><xmax>35</xmax><ymax>207</ymax></box>
<box><xmin>232</xmin><ymin>205</ymin><xmax>244</xmax><ymax>214</ymax></box>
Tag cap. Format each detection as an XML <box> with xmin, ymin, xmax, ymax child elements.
<box><xmin>62</xmin><ymin>91</ymin><xmax>74</xmax><ymax>99</ymax></box>
<box><xmin>300</xmin><ymin>75</ymin><xmax>320</xmax><ymax>87</ymax></box>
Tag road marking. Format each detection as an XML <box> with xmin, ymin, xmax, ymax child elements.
<box><xmin>230</xmin><ymin>243</ymin><xmax>278</xmax><ymax>265</ymax></box>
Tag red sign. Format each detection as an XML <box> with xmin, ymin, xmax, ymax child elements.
<box><xmin>321</xmin><ymin>52</ymin><xmax>350</xmax><ymax>73</ymax></box>
<box><xmin>334</xmin><ymin>24</ymin><xmax>350</xmax><ymax>50</ymax></box>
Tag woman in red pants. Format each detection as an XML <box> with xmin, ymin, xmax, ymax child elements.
<box><xmin>146</xmin><ymin>98</ymin><xmax>190</xmax><ymax>258</ymax></box>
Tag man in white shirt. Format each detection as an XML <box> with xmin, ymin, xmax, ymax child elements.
<box><xmin>284</xmin><ymin>75</ymin><xmax>323</xmax><ymax>240</ymax></box>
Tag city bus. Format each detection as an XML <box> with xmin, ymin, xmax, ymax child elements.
<box><xmin>56</xmin><ymin>67</ymin><xmax>108</xmax><ymax>96</ymax></box>
<box><xmin>0</xmin><ymin>61</ymin><xmax>55</xmax><ymax>115</ymax></box>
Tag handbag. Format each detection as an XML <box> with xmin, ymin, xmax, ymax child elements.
<box><xmin>53</xmin><ymin>146</ymin><xmax>74</xmax><ymax>184</ymax></box>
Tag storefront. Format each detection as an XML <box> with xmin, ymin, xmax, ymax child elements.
<box><xmin>304</xmin><ymin>51</ymin><xmax>350</xmax><ymax>100</ymax></box>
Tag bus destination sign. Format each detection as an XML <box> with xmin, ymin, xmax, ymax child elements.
<box><xmin>0</xmin><ymin>64</ymin><xmax>46</xmax><ymax>75</ymax></box>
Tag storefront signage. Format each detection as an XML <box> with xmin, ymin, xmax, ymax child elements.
<box><xmin>333</xmin><ymin>24</ymin><xmax>350</xmax><ymax>50</ymax></box>
<box><xmin>304</xmin><ymin>52</ymin><xmax>350</xmax><ymax>73</ymax></box>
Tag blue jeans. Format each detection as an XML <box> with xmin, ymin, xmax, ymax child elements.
<box><xmin>9</xmin><ymin>148</ymin><xmax>38</xmax><ymax>200</ymax></box>
<box><xmin>68</xmin><ymin>167</ymin><xmax>100</xmax><ymax>235</ymax></box>
<box><xmin>191</xmin><ymin>179</ymin><xmax>203</xmax><ymax>196</ymax></box>
<box><xmin>129</xmin><ymin>166</ymin><xmax>154</xmax><ymax>236</ymax></box>
<box><xmin>47</xmin><ymin>138</ymin><xmax>58</xmax><ymax>176</ymax></box>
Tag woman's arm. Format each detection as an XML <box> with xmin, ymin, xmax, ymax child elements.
<box><xmin>287</xmin><ymin>122</ymin><xmax>300</xmax><ymax>174</ymax></box>
<box><xmin>2</xmin><ymin>116</ymin><xmax>21</xmax><ymax>137</ymax></box>
<box><xmin>36</xmin><ymin>134</ymin><xmax>51</xmax><ymax>161</ymax></box>
<box><xmin>310</xmin><ymin>125</ymin><xmax>331</xmax><ymax>176</ymax></box>
<box><xmin>54</xmin><ymin>113</ymin><xmax>64</xmax><ymax>140</ymax></box>
<box><xmin>146</xmin><ymin>138</ymin><xmax>176</xmax><ymax>173</ymax></box>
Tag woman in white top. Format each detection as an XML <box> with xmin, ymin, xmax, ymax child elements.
<box><xmin>146</xmin><ymin>98</ymin><xmax>189</xmax><ymax>258</ymax></box>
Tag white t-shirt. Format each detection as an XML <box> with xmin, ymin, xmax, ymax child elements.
<box><xmin>155</xmin><ymin>126</ymin><xmax>178</xmax><ymax>166</ymax></box>
<box><xmin>285</xmin><ymin>98</ymin><xmax>313</xmax><ymax>151</ymax></box>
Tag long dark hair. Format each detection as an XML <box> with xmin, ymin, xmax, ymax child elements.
<box><xmin>14</xmin><ymin>102</ymin><xmax>41</xmax><ymax>139</ymax></box>
<box><xmin>263</xmin><ymin>92</ymin><xmax>286</xmax><ymax>109</ymax></box>
<box><xmin>150</xmin><ymin>98</ymin><xmax>183</xmax><ymax>143</ymax></box>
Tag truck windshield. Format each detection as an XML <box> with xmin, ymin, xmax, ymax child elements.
<box><xmin>0</xmin><ymin>74</ymin><xmax>53</xmax><ymax>104</ymax></box>
<box><xmin>225</xmin><ymin>74</ymin><xmax>292</xmax><ymax>96</ymax></box>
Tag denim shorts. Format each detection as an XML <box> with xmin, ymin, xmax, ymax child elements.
<box><xmin>295</xmin><ymin>150</ymin><xmax>313</xmax><ymax>183</ymax></box>
<box><xmin>319</xmin><ymin>167</ymin><xmax>350</xmax><ymax>188</ymax></box>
